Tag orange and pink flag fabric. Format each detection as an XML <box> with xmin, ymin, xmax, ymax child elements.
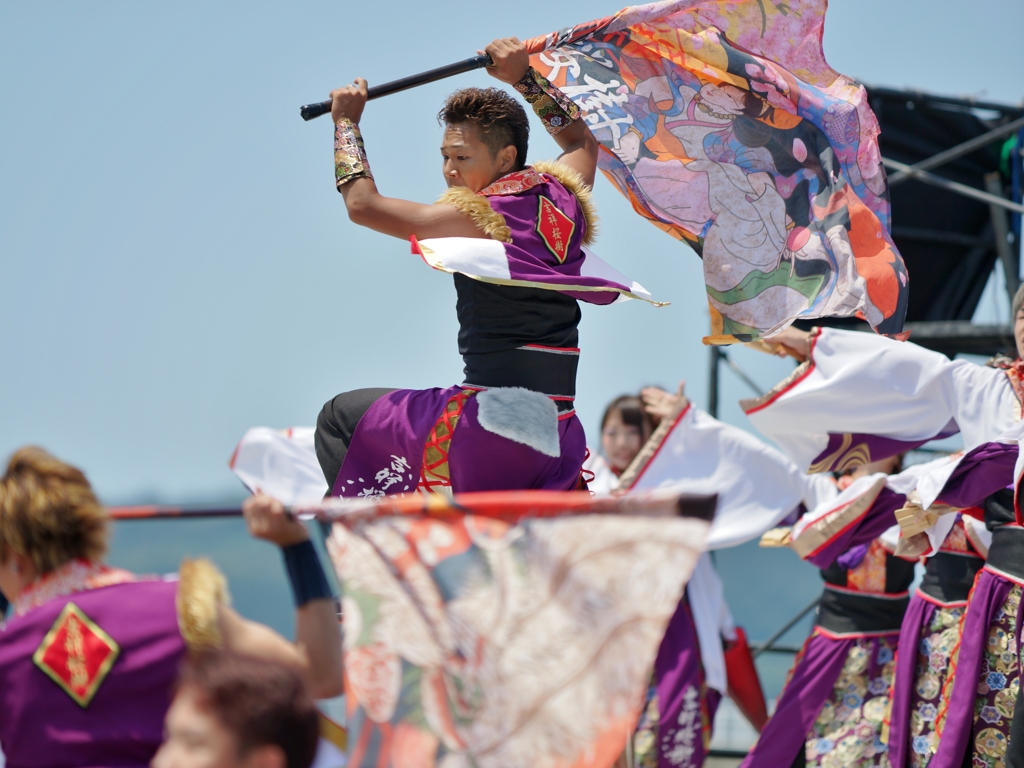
<box><xmin>524</xmin><ymin>0</ymin><xmax>908</xmax><ymax>343</ymax></box>
<box><xmin>321</xmin><ymin>490</ymin><xmax>714</xmax><ymax>768</ymax></box>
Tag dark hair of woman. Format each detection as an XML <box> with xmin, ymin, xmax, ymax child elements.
<box><xmin>601</xmin><ymin>395</ymin><xmax>652</xmax><ymax>436</ymax></box>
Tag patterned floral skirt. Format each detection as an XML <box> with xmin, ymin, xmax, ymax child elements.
<box><xmin>740</xmin><ymin>629</ymin><xmax>900</xmax><ymax>768</ymax></box>
<box><xmin>899</xmin><ymin>577</ymin><xmax>1021</xmax><ymax>768</ymax></box>
<box><xmin>935</xmin><ymin>581</ymin><xmax>1021</xmax><ymax>768</ymax></box>
<box><xmin>805</xmin><ymin>636</ymin><xmax>897</xmax><ymax>767</ymax></box>
<box><xmin>908</xmin><ymin>604</ymin><xmax>965</xmax><ymax>767</ymax></box>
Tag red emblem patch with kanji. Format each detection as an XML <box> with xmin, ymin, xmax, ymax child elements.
<box><xmin>33</xmin><ymin>602</ymin><xmax>120</xmax><ymax>708</ymax></box>
<box><xmin>536</xmin><ymin>195</ymin><xmax>576</xmax><ymax>264</ymax></box>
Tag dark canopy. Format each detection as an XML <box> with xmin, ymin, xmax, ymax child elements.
<box><xmin>802</xmin><ymin>86</ymin><xmax>1024</xmax><ymax>356</ymax></box>
<box><xmin>872</xmin><ymin>87</ymin><xmax>1022</xmax><ymax>322</ymax></box>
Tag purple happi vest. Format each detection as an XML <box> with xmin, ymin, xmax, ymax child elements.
<box><xmin>478</xmin><ymin>166</ymin><xmax>616</xmax><ymax>306</ymax></box>
<box><xmin>0</xmin><ymin>576</ymin><xmax>185</xmax><ymax>768</ymax></box>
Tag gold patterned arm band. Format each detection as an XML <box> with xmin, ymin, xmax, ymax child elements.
<box><xmin>513</xmin><ymin>68</ymin><xmax>581</xmax><ymax>135</ymax></box>
<box><xmin>334</xmin><ymin>118</ymin><xmax>373</xmax><ymax>189</ymax></box>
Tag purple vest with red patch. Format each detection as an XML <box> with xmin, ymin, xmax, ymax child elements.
<box><xmin>481</xmin><ymin>167</ymin><xmax>611</xmax><ymax>305</ymax></box>
<box><xmin>0</xmin><ymin>579</ymin><xmax>185</xmax><ymax>768</ymax></box>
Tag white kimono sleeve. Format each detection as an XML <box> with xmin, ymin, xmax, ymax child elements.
<box><xmin>619</xmin><ymin>401</ymin><xmax>832</xmax><ymax>549</ymax></box>
<box><xmin>686</xmin><ymin>553</ymin><xmax>736</xmax><ymax>696</ymax></box>
<box><xmin>742</xmin><ymin>327</ymin><xmax>1018</xmax><ymax>471</ymax></box>
<box><xmin>616</xmin><ymin>403</ymin><xmax>818</xmax><ymax>696</ymax></box>
<box><xmin>229</xmin><ymin>427</ymin><xmax>328</xmax><ymax>505</ymax></box>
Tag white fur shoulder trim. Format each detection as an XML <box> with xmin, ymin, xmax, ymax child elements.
<box><xmin>475</xmin><ymin>387</ymin><xmax>560</xmax><ymax>458</ymax></box>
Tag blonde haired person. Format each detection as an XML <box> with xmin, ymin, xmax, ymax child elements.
<box><xmin>0</xmin><ymin>447</ymin><xmax>341</xmax><ymax>768</ymax></box>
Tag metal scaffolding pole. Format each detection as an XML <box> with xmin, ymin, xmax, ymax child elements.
<box><xmin>708</xmin><ymin>346</ymin><xmax>721</xmax><ymax>418</ymax></box>
<box><xmin>752</xmin><ymin>595</ymin><xmax>821</xmax><ymax>659</ymax></box>
<box><xmin>881</xmin><ymin>158</ymin><xmax>1024</xmax><ymax>214</ymax></box>
<box><xmin>887</xmin><ymin>114</ymin><xmax>1024</xmax><ymax>186</ymax></box>
<box><xmin>984</xmin><ymin>171</ymin><xmax>1020</xmax><ymax>301</ymax></box>
<box><xmin>719</xmin><ymin>349</ymin><xmax>765</xmax><ymax>397</ymax></box>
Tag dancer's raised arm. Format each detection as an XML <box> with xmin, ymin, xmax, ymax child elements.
<box><xmin>329</xmin><ymin>78</ymin><xmax>489</xmax><ymax>240</ymax></box>
<box><xmin>482</xmin><ymin>36</ymin><xmax>598</xmax><ymax>187</ymax></box>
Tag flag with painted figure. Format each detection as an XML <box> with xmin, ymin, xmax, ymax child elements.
<box><xmin>228</xmin><ymin>437</ymin><xmax>717</xmax><ymax>767</ymax></box>
<box><xmin>523</xmin><ymin>0</ymin><xmax>909</xmax><ymax>342</ymax></box>
<box><xmin>322</xmin><ymin>490</ymin><xmax>714</xmax><ymax>768</ymax></box>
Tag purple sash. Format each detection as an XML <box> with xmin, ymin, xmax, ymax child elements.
<box><xmin>885</xmin><ymin>592</ymin><xmax>936</xmax><ymax>768</ymax></box>
<box><xmin>739</xmin><ymin>632</ymin><xmax>855</xmax><ymax>767</ymax></box>
<box><xmin>929</xmin><ymin>569</ymin><xmax>1019</xmax><ymax>768</ymax></box>
<box><xmin>649</xmin><ymin>597</ymin><xmax>718</xmax><ymax>768</ymax></box>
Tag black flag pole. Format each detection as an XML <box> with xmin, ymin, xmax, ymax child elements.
<box><xmin>300</xmin><ymin>53</ymin><xmax>493</xmax><ymax>121</ymax></box>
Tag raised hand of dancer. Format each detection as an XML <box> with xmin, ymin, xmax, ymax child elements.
<box><xmin>243</xmin><ymin>493</ymin><xmax>309</xmax><ymax>548</ymax></box>
<box><xmin>641</xmin><ymin>381</ymin><xmax>687</xmax><ymax>422</ymax></box>
<box><xmin>483</xmin><ymin>35</ymin><xmax>599</xmax><ymax>187</ymax></box>
<box><xmin>330</xmin><ymin>78</ymin><xmax>368</xmax><ymax>124</ymax></box>
<box><xmin>764</xmin><ymin>326</ymin><xmax>812</xmax><ymax>362</ymax></box>
<box><xmin>481</xmin><ymin>37</ymin><xmax>530</xmax><ymax>85</ymax></box>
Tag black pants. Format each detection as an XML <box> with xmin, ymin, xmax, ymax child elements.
<box><xmin>314</xmin><ymin>388</ymin><xmax>395</xmax><ymax>489</ymax></box>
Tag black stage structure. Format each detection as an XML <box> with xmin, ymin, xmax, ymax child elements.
<box><xmin>708</xmin><ymin>86</ymin><xmax>1024</xmax><ymax>417</ymax></box>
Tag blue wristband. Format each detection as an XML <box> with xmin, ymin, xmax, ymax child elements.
<box><xmin>281</xmin><ymin>540</ymin><xmax>333</xmax><ymax>607</ymax></box>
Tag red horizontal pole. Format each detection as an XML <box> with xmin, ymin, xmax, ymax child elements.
<box><xmin>108</xmin><ymin>506</ymin><xmax>243</xmax><ymax>520</ymax></box>
<box><xmin>106</xmin><ymin>490</ymin><xmax>715</xmax><ymax>524</ymax></box>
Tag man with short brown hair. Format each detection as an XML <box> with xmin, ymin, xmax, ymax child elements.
<box><xmin>152</xmin><ymin>651</ymin><xmax>320</xmax><ymax>768</ymax></box>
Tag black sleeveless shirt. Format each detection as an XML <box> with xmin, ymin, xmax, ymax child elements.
<box><xmin>454</xmin><ymin>274</ymin><xmax>581</xmax><ymax>401</ymax></box>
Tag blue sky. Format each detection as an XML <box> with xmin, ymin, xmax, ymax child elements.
<box><xmin>2</xmin><ymin>0</ymin><xmax>1022</xmax><ymax>504</ymax></box>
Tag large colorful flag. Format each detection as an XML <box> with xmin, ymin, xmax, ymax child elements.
<box><xmin>525</xmin><ymin>0</ymin><xmax>908</xmax><ymax>343</ymax></box>
<box><xmin>318</xmin><ymin>490</ymin><xmax>715</xmax><ymax>768</ymax></box>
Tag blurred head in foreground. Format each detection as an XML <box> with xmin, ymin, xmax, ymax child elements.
<box><xmin>152</xmin><ymin>652</ymin><xmax>320</xmax><ymax>768</ymax></box>
<box><xmin>0</xmin><ymin>446</ymin><xmax>108</xmax><ymax>601</ymax></box>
